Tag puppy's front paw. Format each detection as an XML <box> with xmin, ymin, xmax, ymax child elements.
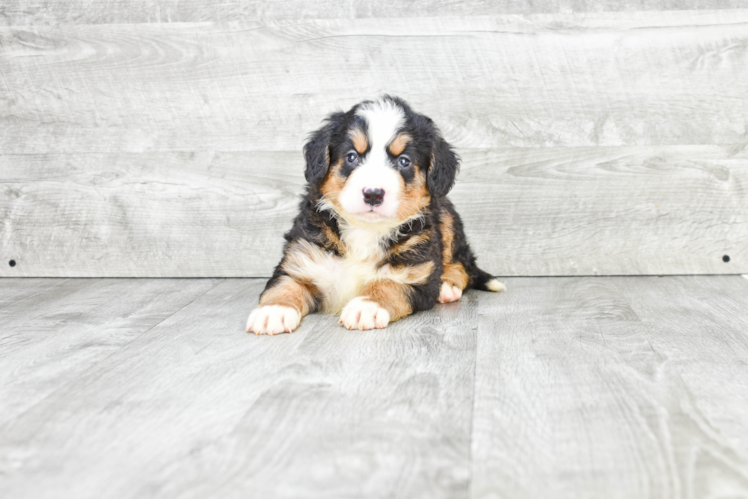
<box><xmin>437</xmin><ymin>282</ymin><xmax>463</xmax><ymax>303</ymax></box>
<box><xmin>339</xmin><ymin>297</ymin><xmax>390</xmax><ymax>330</ymax></box>
<box><xmin>246</xmin><ymin>305</ymin><xmax>301</xmax><ymax>335</ymax></box>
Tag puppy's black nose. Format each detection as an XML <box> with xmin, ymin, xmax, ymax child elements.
<box><xmin>363</xmin><ymin>188</ymin><xmax>385</xmax><ymax>206</ymax></box>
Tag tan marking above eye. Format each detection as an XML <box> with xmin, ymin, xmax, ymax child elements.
<box><xmin>350</xmin><ymin>128</ymin><xmax>368</xmax><ymax>154</ymax></box>
<box><xmin>388</xmin><ymin>133</ymin><xmax>412</xmax><ymax>156</ymax></box>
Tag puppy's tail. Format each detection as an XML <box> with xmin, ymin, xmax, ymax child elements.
<box><xmin>472</xmin><ymin>268</ymin><xmax>507</xmax><ymax>293</ymax></box>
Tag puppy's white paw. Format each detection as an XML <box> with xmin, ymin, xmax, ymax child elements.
<box><xmin>246</xmin><ymin>305</ymin><xmax>301</xmax><ymax>335</ymax></box>
<box><xmin>339</xmin><ymin>297</ymin><xmax>390</xmax><ymax>330</ymax></box>
<box><xmin>437</xmin><ymin>282</ymin><xmax>463</xmax><ymax>303</ymax></box>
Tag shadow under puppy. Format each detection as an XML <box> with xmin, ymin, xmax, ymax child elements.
<box><xmin>247</xmin><ymin>96</ymin><xmax>505</xmax><ymax>335</ymax></box>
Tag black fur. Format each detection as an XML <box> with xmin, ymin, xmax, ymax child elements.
<box><xmin>428</xmin><ymin>135</ymin><xmax>460</xmax><ymax>198</ymax></box>
<box><xmin>262</xmin><ymin>95</ymin><xmax>498</xmax><ymax>315</ymax></box>
<box><xmin>303</xmin><ymin>111</ymin><xmax>345</xmax><ymax>186</ymax></box>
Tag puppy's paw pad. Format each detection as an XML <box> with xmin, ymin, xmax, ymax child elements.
<box><xmin>340</xmin><ymin>297</ymin><xmax>390</xmax><ymax>330</ymax></box>
<box><xmin>437</xmin><ymin>282</ymin><xmax>463</xmax><ymax>303</ymax></box>
<box><xmin>486</xmin><ymin>279</ymin><xmax>506</xmax><ymax>292</ymax></box>
<box><xmin>246</xmin><ymin>305</ymin><xmax>301</xmax><ymax>335</ymax></box>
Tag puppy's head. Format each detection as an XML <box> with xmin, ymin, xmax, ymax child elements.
<box><xmin>305</xmin><ymin>96</ymin><xmax>459</xmax><ymax>227</ymax></box>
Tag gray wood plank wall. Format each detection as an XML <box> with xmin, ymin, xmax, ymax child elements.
<box><xmin>1</xmin><ymin>5</ymin><xmax>746</xmax><ymax>277</ymax></box>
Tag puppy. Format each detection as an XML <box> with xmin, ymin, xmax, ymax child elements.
<box><xmin>246</xmin><ymin>96</ymin><xmax>504</xmax><ymax>335</ymax></box>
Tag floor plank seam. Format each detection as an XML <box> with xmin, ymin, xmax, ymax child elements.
<box><xmin>117</xmin><ymin>278</ymin><xmax>228</xmax><ymax>348</ymax></box>
<box><xmin>0</xmin><ymin>279</ymin><xmax>228</xmax><ymax>429</ymax></box>
<box><xmin>467</xmin><ymin>313</ymin><xmax>480</xmax><ymax>499</ymax></box>
<box><xmin>3</xmin><ymin>277</ymin><xmax>748</xmax><ymax>497</ymax></box>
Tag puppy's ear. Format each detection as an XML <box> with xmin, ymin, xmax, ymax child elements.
<box><xmin>428</xmin><ymin>134</ymin><xmax>460</xmax><ymax>198</ymax></box>
<box><xmin>304</xmin><ymin>112</ymin><xmax>344</xmax><ymax>186</ymax></box>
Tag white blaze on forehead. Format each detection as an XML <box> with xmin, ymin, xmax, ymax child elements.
<box><xmin>355</xmin><ymin>99</ymin><xmax>405</xmax><ymax>152</ymax></box>
<box><xmin>337</xmin><ymin>99</ymin><xmax>406</xmax><ymax>222</ymax></box>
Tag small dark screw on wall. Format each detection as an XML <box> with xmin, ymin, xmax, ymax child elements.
<box><xmin>8</xmin><ymin>260</ymin><xmax>16</xmax><ymax>267</ymax></box>
<box><xmin>723</xmin><ymin>255</ymin><xmax>730</xmax><ymax>263</ymax></box>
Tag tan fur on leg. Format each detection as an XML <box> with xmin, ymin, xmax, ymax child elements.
<box><xmin>247</xmin><ymin>276</ymin><xmax>318</xmax><ymax>335</ymax></box>
<box><xmin>439</xmin><ymin>212</ymin><xmax>470</xmax><ymax>293</ymax></box>
<box><xmin>259</xmin><ymin>276</ymin><xmax>317</xmax><ymax>316</ymax></box>
<box><xmin>360</xmin><ymin>279</ymin><xmax>413</xmax><ymax>322</ymax></box>
<box><xmin>442</xmin><ymin>261</ymin><xmax>469</xmax><ymax>290</ymax></box>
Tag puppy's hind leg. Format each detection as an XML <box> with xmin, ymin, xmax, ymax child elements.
<box><xmin>437</xmin><ymin>280</ymin><xmax>463</xmax><ymax>303</ymax></box>
<box><xmin>438</xmin><ymin>260</ymin><xmax>470</xmax><ymax>303</ymax></box>
<box><xmin>246</xmin><ymin>276</ymin><xmax>318</xmax><ymax>335</ymax></box>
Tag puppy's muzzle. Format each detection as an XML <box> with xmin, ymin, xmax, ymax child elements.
<box><xmin>363</xmin><ymin>188</ymin><xmax>385</xmax><ymax>207</ymax></box>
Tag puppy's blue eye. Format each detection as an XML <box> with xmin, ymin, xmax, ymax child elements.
<box><xmin>398</xmin><ymin>156</ymin><xmax>411</xmax><ymax>168</ymax></box>
<box><xmin>346</xmin><ymin>152</ymin><xmax>358</xmax><ymax>164</ymax></box>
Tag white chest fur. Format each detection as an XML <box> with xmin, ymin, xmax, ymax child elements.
<box><xmin>282</xmin><ymin>223</ymin><xmax>393</xmax><ymax>314</ymax></box>
<box><xmin>319</xmin><ymin>225</ymin><xmax>387</xmax><ymax>314</ymax></box>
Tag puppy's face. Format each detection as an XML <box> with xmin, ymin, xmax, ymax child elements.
<box><xmin>305</xmin><ymin>97</ymin><xmax>459</xmax><ymax>227</ymax></box>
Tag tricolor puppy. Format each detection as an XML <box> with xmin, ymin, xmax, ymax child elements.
<box><xmin>247</xmin><ymin>96</ymin><xmax>505</xmax><ymax>335</ymax></box>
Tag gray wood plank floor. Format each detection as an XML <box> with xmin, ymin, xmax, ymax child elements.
<box><xmin>1</xmin><ymin>276</ymin><xmax>747</xmax><ymax>497</ymax></box>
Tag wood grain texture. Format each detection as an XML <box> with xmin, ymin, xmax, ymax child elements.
<box><xmin>1</xmin><ymin>11</ymin><xmax>748</xmax><ymax>153</ymax></box>
<box><xmin>455</xmin><ymin>145</ymin><xmax>748</xmax><ymax>276</ymax></box>
<box><xmin>0</xmin><ymin>278</ymin><xmax>220</xmax><ymax>426</ymax></box>
<box><xmin>0</xmin><ymin>151</ymin><xmax>304</xmax><ymax>277</ymax></box>
<box><xmin>2</xmin><ymin>146</ymin><xmax>745</xmax><ymax>277</ymax></box>
<box><xmin>0</xmin><ymin>278</ymin><xmax>479</xmax><ymax>497</ymax></box>
<box><xmin>3</xmin><ymin>0</ymin><xmax>747</xmax><ymax>25</ymax></box>
<box><xmin>1</xmin><ymin>276</ymin><xmax>747</xmax><ymax>497</ymax></box>
<box><xmin>471</xmin><ymin>275</ymin><xmax>748</xmax><ymax>498</ymax></box>
<box><xmin>2</xmin><ymin>9</ymin><xmax>747</xmax><ymax>277</ymax></box>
